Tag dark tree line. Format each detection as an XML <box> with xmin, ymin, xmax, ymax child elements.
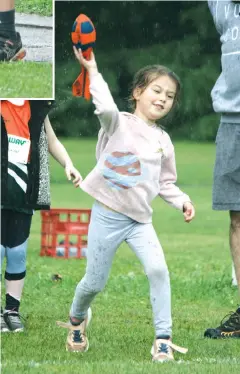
<box><xmin>53</xmin><ymin>1</ymin><xmax>221</xmax><ymax>141</ymax></box>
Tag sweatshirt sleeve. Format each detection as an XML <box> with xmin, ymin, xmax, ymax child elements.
<box><xmin>89</xmin><ymin>73</ymin><xmax>120</xmax><ymax>136</ymax></box>
<box><xmin>95</xmin><ymin>128</ymin><xmax>109</xmax><ymax>161</ymax></box>
<box><xmin>158</xmin><ymin>143</ymin><xmax>191</xmax><ymax>211</ymax></box>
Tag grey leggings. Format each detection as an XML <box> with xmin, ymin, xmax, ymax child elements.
<box><xmin>70</xmin><ymin>201</ymin><xmax>172</xmax><ymax>337</ymax></box>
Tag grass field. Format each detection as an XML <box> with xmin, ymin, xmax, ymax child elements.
<box><xmin>16</xmin><ymin>0</ymin><xmax>52</xmax><ymax>17</ymax></box>
<box><xmin>0</xmin><ymin>62</ymin><xmax>52</xmax><ymax>98</ymax></box>
<box><xmin>1</xmin><ymin>140</ymin><xmax>239</xmax><ymax>374</ymax></box>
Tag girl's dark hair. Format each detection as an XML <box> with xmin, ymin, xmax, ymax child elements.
<box><xmin>129</xmin><ymin>65</ymin><xmax>181</xmax><ymax>114</ymax></box>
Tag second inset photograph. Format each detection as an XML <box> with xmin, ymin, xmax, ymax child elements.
<box><xmin>0</xmin><ymin>0</ymin><xmax>53</xmax><ymax>98</ymax></box>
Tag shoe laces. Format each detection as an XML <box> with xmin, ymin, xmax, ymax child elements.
<box><xmin>72</xmin><ymin>330</ymin><xmax>84</xmax><ymax>343</ymax></box>
<box><xmin>157</xmin><ymin>342</ymin><xmax>171</xmax><ymax>355</ymax></box>
<box><xmin>155</xmin><ymin>339</ymin><xmax>188</xmax><ymax>355</ymax></box>
<box><xmin>56</xmin><ymin>321</ymin><xmax>85</xmax><ymax>343</ymax></box>
<box><xmin>219</xmin><ymin>311</ymin><xmax>240</xmax><ymax>329</ymax></box>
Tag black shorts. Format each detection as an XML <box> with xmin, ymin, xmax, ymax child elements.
<box><xmin>1</xmin><ymin>209</ymin><xmax>33</xmax><ymax>248</ymax></box>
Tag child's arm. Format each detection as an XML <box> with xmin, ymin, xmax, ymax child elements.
<box><xmin>158</xmin><ymin>145</ymin><xmax>195</xmax><ymax>222</ymax></box>
<box><xmin>73</xmin><ymin>47</ymin><xmax>120</xmax><ymax>136</ymax></box>
<box><xmin>44</xmin><ymin>116</ymin><xmax>82</xmax><ymax>187</ymax></box>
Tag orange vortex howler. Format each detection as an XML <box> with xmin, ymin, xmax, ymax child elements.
<box><xmin>71</xmin><ymin>14</ymin><xmax>96</xmax><ymax>100</ymax></box>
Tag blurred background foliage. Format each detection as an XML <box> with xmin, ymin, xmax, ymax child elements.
<box><xmin>53</xmin><ymin>1</ymin><xmax>221</xmax><ymax>141</ymax></box>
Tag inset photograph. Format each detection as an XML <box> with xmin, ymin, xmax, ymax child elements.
<box><xmin>0</xmin><ymin>0</ymin><xmax>53</xmax><ymax>98</ymax></box>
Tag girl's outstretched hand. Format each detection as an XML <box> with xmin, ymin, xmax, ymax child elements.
<box><xmin>183</xmin><ymin>202</ymin><xmax>195</xmax><ymax>223</ymax></box>
<box><xmin>73</xmin><ymin>46</ymin><xmax>98</xmax><ymax>73</ymax></box>
<box><xmin>65</xmin><ymin>163</ymin><xmax>83</xmax><ymax>188</ymax></box>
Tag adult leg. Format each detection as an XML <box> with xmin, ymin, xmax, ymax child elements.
<box><xmin>205</xmin><ymin>123</ymin><xmax>240</xmax><ymax>338</ymax></box>
<box><xmin>213</xmin><ymin>122</ymin><xmax>240</xmax><ymax>293</ymax></box>
<box><xmin>230</xmin><ymin>211</ymin><xmax>240</xmax><ymax>292</ymax></box>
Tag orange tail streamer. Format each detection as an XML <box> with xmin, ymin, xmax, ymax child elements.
<box><xmin>72</xmin><ymin>50</ymin><xmax>91</xmax><ymax>100</ymax></box>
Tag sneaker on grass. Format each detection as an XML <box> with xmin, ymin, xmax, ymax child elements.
<box><xmin>204</xmin><ymin>308</ymin><xmax>240</xmax><ymax>338</ymax></box>
<box><xmin>0</xmin><ymin>32</ymin><xmax>26</xmax><ymax>61</ymax></box>
<box><xmin>56</xmin><ymin>308</ymin><xmax>92</xmax><ymax>352</ymax></box>
<box><xmin>3</xmin><ymin>310</ymin><xmax>24</xmax><ymax>332</ymax></box>
<box><xmin>151</xmin><ymin>338</ymin><xmax>188</xmax><ymax>362</ymax></box>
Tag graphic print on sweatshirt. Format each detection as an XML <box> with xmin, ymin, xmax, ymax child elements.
<box><xmin>95</xmin><ymin>122</ymin><xmax>166</xmax><ymax>192</ymax></box>
<box><xmin>101</xmin><ymin>151</ymin><xmax>143</xmax><ymax>190</ymax></box>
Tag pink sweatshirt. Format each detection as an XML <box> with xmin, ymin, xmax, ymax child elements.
<box><xmin>80</xmin><ymin>73</ymin><xmax>191</xmax><ymax>223</ymax></box>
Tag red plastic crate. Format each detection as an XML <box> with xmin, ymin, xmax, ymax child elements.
<box><xmin>40</xmin><ymin>208</ymin><xmax>91</xmax><ymax>259</ymax></box>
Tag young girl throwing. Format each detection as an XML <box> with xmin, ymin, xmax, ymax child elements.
<box><xmin>57</xmin><ymin>48</ymin><xmax>195</xmax><ymax>362</ymax></box>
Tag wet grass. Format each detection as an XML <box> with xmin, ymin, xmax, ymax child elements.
<box><xmin>0</xmin><ymin>61</ymin><xmax>53</xmax><ymax>98</ymax></box>
<box><xmin>16</xmin><ymin>0</ymin><xmax>52</xmax><ymax>17</ymax></box>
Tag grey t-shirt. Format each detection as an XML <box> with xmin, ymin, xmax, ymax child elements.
<box><xmin>208</xmin><ymin>0</ymin><xmax>240</xmax><ymax>122</ymax></box>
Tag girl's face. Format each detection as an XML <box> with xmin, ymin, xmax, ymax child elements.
<box><xmin>133</xmin><ymin>75</ymin><xmax>177</xmax><ymax>125</ymax></box>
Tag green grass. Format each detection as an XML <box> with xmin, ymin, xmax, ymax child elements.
<box><xmin>16</xmin><ymin>0</ymin><xmax>52</xmax><ymax>17</ymax></box>
<box><xmin>1</xmin><ymin>140</ymin><xmax>239</xmax><ymax>373</ymax></box>
<box><xmin>0</xmin><ymin>61</ymin><xmax>52</xmax><ymax>98</ymax></box>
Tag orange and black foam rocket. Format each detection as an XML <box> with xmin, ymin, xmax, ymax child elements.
<box><xmin>71</xmin><ymin>14</ymin><xmax>96</xmax><ymax>100</ymax></box>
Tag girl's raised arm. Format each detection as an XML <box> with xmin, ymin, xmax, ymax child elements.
<box><xmin>74</xmin><ymin>47</ymin><xmax>120</xmax><ymax>136</ymax></box>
